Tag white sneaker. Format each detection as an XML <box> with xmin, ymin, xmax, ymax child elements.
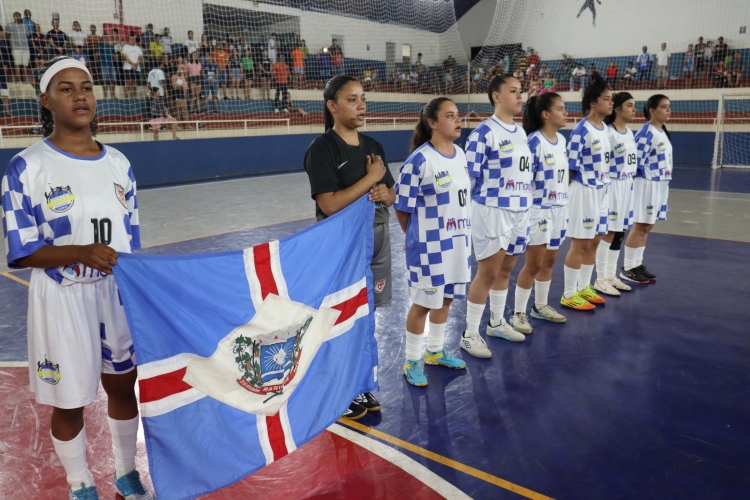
<box><xmin>460</xmin><ymin>331</ymin><xmax>492</xmax><ymax>358</ymax></box>
<box><xmin>508</xmin><ymin>312</ymin><xmax>533</xmax><ymax>334</ymax></box>
<box><xmin>530</xmin><ymin>304</ymin><xmax>567</xmax><ymax>323</ymax></box>
<box><xmin>594</xmin><ymin>279</ymin><xmax>621</xmax><ymax>296</ymax></box>
<box><xmin>608</xmin><ymin>277</ymin><xmax>632</xmax><ymax>291</ymax></box>
<box><xmin>486</xmin><ymin>319</ymin><xmax>525</xmax><ymax>342</ymax></box>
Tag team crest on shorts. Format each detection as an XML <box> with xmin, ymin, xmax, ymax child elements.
<box><xmin>45</xmin><ymin>185</ymin><xmax>74</xmax><ymax>213</ymax></box>
<box><xmin>424</xmin><ymin>288</ymin><xmax>438</xmax><ymax>296</ymax></box>
<box><xmin>374</xmin><ymin>278</ymin><xmax>386</xmax><ymax>293</ymax></box>
<box><xmin>543</xmin><ymin>153</ymin><xmax>556</xmax><ymax>167</ymax></box>
<box><xmin>538</xmin><ymin>219</ymin><xmax>548</xmax><ymax>232</ymax></box>
<box><xmin>646</xmin><ymin>205</ymin><xmax>654</xmax><ymax>214</ymax></box>
<box><xmin>37</xmin><ymin>356</ymin><xmax>61</xmax><ymax>385</ymax></box>
<box><xmin>114</xmin><ymin>183</ymin><xmax>127</xmax><ymax>208</ymax></box>
<box><xmin>435</xmin><ymin>170</ymin><xmax>452</xmax><ymax>188</ymax></box>
<box><xmin>609</xmin><ymin>210</ymin><xmax>619</xmax><ymax>221</ymax></box>
<box><xmin>582</xmin><ymin>217</ymin><xmax>595</xmax><ymax>229</ymax></box>
<box><xmin>499</xmin><ymin>140</ymin><xmax>514</xmax><ymax>154</ymax></box>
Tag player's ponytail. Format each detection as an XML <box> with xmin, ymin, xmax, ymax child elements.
<box><xmin>323</xmin><ymin>75</ymin><xmax>357</xmax><ymax>132</ymax></box>
<box><xmin>410</xmin><ymin>97</ymin><xmax>453</xmax><ymax>153</ymax></box>
<box><xmin>644</xmin><ymin>94</ymin><xmax>671</xmax><ymax>140</ymax></box>
<box><xmin>487</xmin><ymin>72</ymin><xmax>515</xmax><ymax>106</ymax></box>
<box><xmin>604</xmin><ymin>92</ymin><xmax>634</xmax><ymax>125</ymax></box>
<box><xmin>581</xmin><ymin>71</ymin><xmax>609</xmax><ymax>115</ymax></box>
<box><xmin>522</xmin><ymin>92</ymin><xmax>561</xmax><ymax>135</ymax></box>
<box><xmin>39</xmin><ymin>57</ymin><xmax>98</xmax><ymax>137</ymax></box>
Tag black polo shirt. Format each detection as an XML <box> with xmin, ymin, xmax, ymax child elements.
<box><xmin>304</xmin><ymin>129</ymin><xmax>395</xmax><ymax>224</ymax></box>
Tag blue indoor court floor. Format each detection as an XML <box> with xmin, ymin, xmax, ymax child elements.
<box><xmin>1</xmin><ymin>165</ymin><xmax>750</xmax><ymax>499</ymax></box>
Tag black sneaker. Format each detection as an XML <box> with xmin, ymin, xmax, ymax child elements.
<box><xmin>343</xmin><ymin>400</ymin><xmax>367</xmax><ymax>420</ymax></box>
<box><xmin>354</xmin><ymin>392</ymin><xmax>381</xmax><ymax>412</ymax></box>
<box><xmin>637</xmin><ymin>265</ymin><xmax>657</xmax><ymax>281</ymax></box>
<box><xmin>620</xmin><ymin>267</ymin><xmax>650</xmax><ymax>284</ymax></box>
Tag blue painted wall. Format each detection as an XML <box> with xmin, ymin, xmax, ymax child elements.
<box><xmin>0</xmin><ymin>130</ymin><xmax>724</xmax><ymax>187</ymax></box>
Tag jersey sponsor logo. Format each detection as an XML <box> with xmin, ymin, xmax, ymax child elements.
<box><xmin>424</xmin><ymin>288</ymin><xmax>438</xmax><ymax>296</ymax></box>
<box><xmin>609</xmin><ymin>210</ymin><xmax>619</xmax><ymax>221</ymax></box>
<box><xmin>446</xmin><ymin>218</ymin><xmax>471</xmax><ymax>231</ymax></box>
<box><xmin>615</xmin><ymin>143</ymin><xmax>627</xmax><ymax>155</ymax></box>
<box><xmin>504</xmin><ymin>180</ymin><xmax>531</xmax><ymax>191</ymax></box>
<box><xmin>548</xmin><ymin>191</ymin><xmax>568</xmax><ymax>201</ymax></box>
<box><xmin>664</xmin><ymin>170</ymin><xmax>671</xmax><ymax>177</ymax></box>
<box><xmin>621</xmin><ymin>172</ymin><xmax>634</xmax><ymax>179</ymax></box>
<box><xmin>646</xmin><ymin>205</ymin><xmax>654</xmax><ymax>214</ymax></box>
<box><xmin>582</xmin><ymin>217</ymin><xmax>595</xmax><ymax>229</ymax></box>
<box><xmin>45</xmin><ymin>185</ymin><xmax>75</xmax><ymax>213</ymax></box>
<box><xmin>657</xmin><ymin>141</ymin><xmax>666</xmax><ymax>152</ymax></box>
<box><xmin>592</xmin><ymin>139</ymin><xmax>603</xmax><ymax>152</ymax></box>
<box><xmin>538</xmin><ymin>219</ymin><xmax>548</xmax><ymax>232</ymax></box>
<box><xmin>434</xmin><ymin>170</ymin><xmax>452</xmax><ymax>188</ymax></box>
<box><xmin>63</xmin><ymin>263</ymin><xmax>82</xmax><ymax>278</ymax></box>
<box><xmin>114</xmin><ymin>183</ymin><xmax>127</xmax><ymax>208</ymax></box>
<box><xmin>543</xmin><ymin>153</ymin><xmax>556</xmax><ymax>167</ymax></box>
<box><xmin>37</xmin><ymin>356</ymin><xmax>61</xmax><ymax>385</ymax></box>
<box><xmin>337</xmin><ymin>161</ymin><xmax>348</xmax><ymax>170</ymax></box>
<box><xmin>374</xmin><ymin>278</ymin><xmax>386</xmax><ymax>293</ymax></box>
<box><xmin>498</xmin><ymin>139</ymin><xmax>514</xmax><ymax>154</ymax></box>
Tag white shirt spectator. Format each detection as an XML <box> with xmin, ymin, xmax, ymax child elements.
<box><xmin>5</xmin><ymin>22</ymin><xmax>28</xmax><ymax>50</ymax></box>
<box><xmin>147</xmin><ymin>68</ymin><xmax>166</xmax><ymax>96</ymax></box>
<box><xmin>68</xmin><ymin>29</ymin><xmax>86</xmax><ymax>47</ymax></box>
<box><xmin>161</xmin><ymin>35</ymin><xmax>172</xmax><ymax>54</ymax></box>
<box><xmin>121</xmin><ymin>43</ymin><xmax>143</xmax><ymax>71</ymax></box>
<box><xmin>656</xmin><ymin>49</ymin><xmax>671</xmax><ymax>67</ymax></box>
<box><xmin>572</xmin><ymin>67</ymin><xmax>586</xmax><ymax>77</ymax></box>
<box><xmin>624</xmin><ymin>66</ymin><xmax>637</xmax><ymax>79</ymax></box>
<box><xmin>185</xmin><ymin>38</ymin><xmax>198</xmax><ymax>54</ymax></box>
<box><xmin>268</xmin><ymin>37</ymin><xmax>277</xmax><ymax>63</ymax></box>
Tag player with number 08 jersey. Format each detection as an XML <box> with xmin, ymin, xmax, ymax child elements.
<box><xmin>0</xmin><ymin>57</ymin><xmax>153</xmax><ymax>499</ymax></box>
<box><xmin>561</xmin><ymin>72</ymin><xmax>613</xmax><ymax>310</ymax></box>
<box><xmin>463</xmin><ymin>74</ymin><xmax>533</xmax><ymax>345</ymax></box>
<box><xmin>394</xmin><ymin>97</ymin><xmax>478</xmax><ymax>386</ymax></box>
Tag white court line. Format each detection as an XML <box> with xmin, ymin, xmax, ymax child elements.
<box><xmin>328</xmin><ymin>423</ymin><xmax>472</xmax><ymax>500</ymax></box>
<box><xmin>0</xmin><ymin>361</ymin><xmax>28</xmax><ymax>367</ymax></box>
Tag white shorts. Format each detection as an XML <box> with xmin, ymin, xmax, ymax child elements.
<box><xmin>471</xmin><ymin>200</ymin><xmax>529</xmax><ymax>260</ymax></box>
<box><xmin>607</xmin><ymin>178</ymin><xmax>635</xmax><ymax>232</ymax></box>
<box><xmin>12</xmin><ymin>48</ymin><xmax>30</xmax><ymax>66</ymax></box>
<box><xmin>0</xmin><ymin>82</ymin><xmax>8</xmax><ymax>97</ymax></box>
<box><xmin>633</xmin><ymin>177</ymin><xmax>669</xmax><ymax>224</ymax></box>
<box><xmin>28</xmin><ymin>270</ymin><xmax>136</xmax><ymax>409</ymax></box>
<box><xmin>566</xmin><ymin>181</ymin><xmax>609</xmax><ymax>239</ymax></box>
<box><xmin>409</xmin><ymin>283</ymin><xmax>467</xmax><ymax>309</ymax></box>
<box><xmin>293</xmin><ymin>67</ymin><xmax>304</xmax><ymax>74</ymax></box>
<box><xmin>528</xmin><ymin>205</ymin><xmax>568</xmax><ymax>250</ymax></box>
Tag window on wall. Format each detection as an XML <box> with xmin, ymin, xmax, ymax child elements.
<box><xmin>402</xmin><ymin>44</ymin><xmax>411</xmax><ymax>67</ymax></box>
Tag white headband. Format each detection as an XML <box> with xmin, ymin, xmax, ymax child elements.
<box><xmin>40</xmin><ymin>59</ymin><xmax>92</xmax><ymax>93</ymax></box>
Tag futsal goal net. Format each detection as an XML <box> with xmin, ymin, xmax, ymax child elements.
<box><xmin>712</xmin><ymin>94</ymin><xmax>750</xmax><ymax>169</ymax></box>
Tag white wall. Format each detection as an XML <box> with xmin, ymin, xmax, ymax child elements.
<box><xmin>457</xmin><ymin>0</ymin><xmax>495</xmax><ymax>58</ymax></box>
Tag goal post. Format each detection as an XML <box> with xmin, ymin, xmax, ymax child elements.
<box><xmin>712</xmin><ymin>94</ymin><xmax>750</xmax><ymax>169</ymax></box>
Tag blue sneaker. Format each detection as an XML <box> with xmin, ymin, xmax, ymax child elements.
<box><xmin>70</xmin><ymin>483</ymin><xmax>99</xmax><ymax>500</ymax></box>
<box><xmin>114</xmin><ymin>470</ymin><xmax>155</xmax><ymax>500</ymax></box>
<box><xmin>424</xmin><ymin>349</ymin><xmax>466</xmax><ymax>369</ymax></box>
<box><xmin>404</xmin><ymin>359</ymin><xmax>428</xmax><ymax>386</ymax></box>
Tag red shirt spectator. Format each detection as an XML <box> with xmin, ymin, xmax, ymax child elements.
<box><xmin>527</xmin><ymin>50</ymin><xmax>539</xmax><ymax>68</ymax></box>
<box><xmin>331</xmin><ymin>51</ymin><xmax>343</xmax><ymax>67</ymax></box>
<box><xmin>606</xmin><ymin>64</ymin><xmax>618</xmax><ymax>78</ymax></box>
<box><xmin>273</xmin><ymin>60</ymin><xmax>289</xmax><ymax>84</ymax></box>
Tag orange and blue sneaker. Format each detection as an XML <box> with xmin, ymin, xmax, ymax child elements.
<box><xmin>560</xmin><ymin>292</ymin><xmax>596</xmax><ymax>311</ymax></box>
<box><xmin>424</xmin><ymin>349</ymin><xmax>466</xmax><ymax>369</ymax></box>
<box><xmin>404</xmin><ymin>360</ymin><xmax>428</xmax><ymax>386</ymax></box>
<box><xmin>577</xmin><ymin>285</ymin><xmax>606</xmax><ymax>304</ymax></box>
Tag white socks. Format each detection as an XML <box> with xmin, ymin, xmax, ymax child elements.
<box><xmin>514</xmin><ymin>286</ymin><xmax>532</xmax><ymax>314</ymax></box>
<box><xmin>636</xmin><ymin>246</ymin><xmax>645</xmax><ymax>267</ymax></box>
<box><xmin>607</xmin><ymin>249</ymin><xmax>620</xmax><ymax>279</ymax></box>
<box><xmin>51</xmin><ymin>426</ymin><xmax>95</xmax><ymax>490</ymax></box>
<box><xmin>563</xmin><ymin>265</ymin><xmax>579</xmax><ymax>299</ymax></box>
<box><xmin>534</xmin><ymin>279</ymin><xmax>551</xmax><ymax>309</ymax></box>
<box><xmin>624</xmin><ymin>245</ymin><xmax>638</xmax><ymax>270</ymax></box>
<box><xmin>405</xmin><ymin>330</ymin><xmax>425</xmax><ymax>361</ymax></box>
<box><xmin>465</xmin><ymin>301</ymin><xmax>485</xmax><ymax>335</ymax></box>
<box><xmin>578</xmin><ymin>264</ymin><xmax>594</xmax><ymax>291</ymax></box>
<box><xmin>425</xmin><ymin>322</ymin><xmax>446</xmax><ymax>353</ymax></box>
<box><xmin>108</xmin><ymin>415</ymin><xmax>139</xmax><ymax>480</ymax></box>
<box><xmin>595</xmin><ymin>243</ymin><xmax>609</xmax><ymax>282</ymax></box>
<box><xmin>488</xmin><ymin>289</ymin><xmax>508</xmax><ymax>326</ymax></box>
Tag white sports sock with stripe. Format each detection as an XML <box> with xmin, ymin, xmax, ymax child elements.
<box><xmin>563</xmin><ymin>265</ymin><xmax>579</xmax><ymax>299</ymax></box>
<box><xmin>636</xmin><ymin>246</ymin><xmax>645</xmax><ymax>267</ymax></box>
<box><xmin>405</xmin><ymin>331</ymin><xmax>425</xmax><ymax>361</ymax></box>
<box><xmin>51</xmin><ymin>426</ymin><xmax>95</xmax><ymax>490</ymax></box>
<box><xmin>578</xmin><ymin>264</ymin><xmax>595</xmax><ymax>291</ymax></box>
<box><xmin>426</xmin><ymin>322</ymin><xmax>446</xmax><ymax>353</ymax></box>
<box><xmin>489</xmin><ymin>289</ymin><xmax>508</xmax><ymax>326</ymax></box>
<box><xmin>607</xmin><ymin>249</ymin><xmax>620</xmax><ymax>280</ymax></box>
<box><xmin>534</xmin><ymin>280</ymin><xmax>551</xmax><ymax>309</ymax></box>
<box><xmin>624</xmin><ymin>246</ymin><xmax>638</xmax><ymax>271</ymax></box>
<box><xmin>465</xmin><ymin>301</ymin><xmax>485</xmax><ymax>335</ymax></box>
<box><xmin>109</xmin><ymin>415</ymin><xmax>139</xmax><ymax>480</ymax></box>
<box><xmin>514</xmin><ymin>286</ymin><xmax>532</xmax><ymax>314</ymax></box>
<box><xmin>595</xmin><ymin>243</ymin><xmax>609</xmax><ymax>282</ymax></box>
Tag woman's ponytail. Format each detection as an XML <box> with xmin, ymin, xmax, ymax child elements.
<box><xmin>410</xmin><ymin>97</ymin><xmax>453</xmax><ymax>153</ymax></box>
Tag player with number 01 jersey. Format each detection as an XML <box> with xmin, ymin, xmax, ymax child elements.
<box><xmin>395</xmin><ymin>97</ymin><xmax>478</xmax><ymax>387</ymax></box>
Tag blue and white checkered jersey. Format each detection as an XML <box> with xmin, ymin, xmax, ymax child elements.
<box><xmin>394</xmin><ymin>142</ymin><xmax>471</xmax><ymax>289</ymax></box>
<box><xmin>567</xmin><ymin>118</ymin><xmax>611</xmax><ymax>188</ymax></box>
<box><xmin>607</xmin><ymin>124</ymin><xmax>638</xmax><ymax>180</ymax></box>
<box><xmin>465</xmin><ymin>116</ymin><xmax>532</xmax><ymax>211</ymax></box>
<box><xmin>528</xmin><ymin>130</ymin><xmax>569</xmax><ymax>209</ymax></box>
<box><xmin>1</xmin><ymin>138</ymin><xmax>140</xmax><ymax>285</ymax></box>
<box><xmin>634</xmin><ymin>123</ymin><xmax>673</xmax><ymax>181</ymax></box>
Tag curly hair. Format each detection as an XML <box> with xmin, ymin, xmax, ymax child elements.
<box><xmin>40</xmin><ymin>57</ymin><xmax>98</xmax><ymax>138</ymax></box>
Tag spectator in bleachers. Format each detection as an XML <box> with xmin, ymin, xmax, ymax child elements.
<box><xmin>85</xmin><ymin>25</ymin><xmax>100</xmax><ymax>80</ymax></box>
<box><xmin>22</xmin><ymin>10</ymin><xmax>35</xmax><ymax>34</ymax></box>
<box><xmin>703</xmin><ymin>40</ymin><xmax>714</xmax><ymax>79</ymax></box>
<box><xmin>121</xmin><ymin>32</ymin><xmax>143</xmax><ymax>99</ymax></box>
<box><xmin>569</xmin><ymin>62</ymin><xmax>586</xmax><ymax>91</ymax></box>
<box><xmin>142</xmin><ymin>24</ymin><xmax>155</xmax><ymax>49</ymax></box>
<box><xmin>228</xmin><ymin>47</ymin><xmax>243</xmax><ymax>99</ymax></box>
<box><xmin>273</xmin><ymin>54</ymin><xmax>290</xmax><ymax>113</ymax></box>
<box><xmin>347</xmin><ymin>64</ymin><xmax>359</xmax><ymax>81</ymax></box>
<box><xmin>0</xmin><ymin>55</ymin><xmax>11</xmax><ymax>117</ymax></box>
<box><xmin>655</xmin><ymin>42</ymin><xmax>670</xmax><ymax>89</ymax></box>
<box><xmin>331</xmin><ymin>40</ymin><xmax>344</xmax><ymax>76</ymax></box>
<box><xmin>30</xmin><ymin>24</ymin><xmax>46</xmax><ymax>64</ymax></box>
<box><xmin>695</xmin><ymin>36</ymin><xmax>706</xmax><ymax>78</ymax></box>
<box><xmin>161</xmin><ymin>27</ymin><xmax>173</xmax><ymax>55</ymax></box>
<box><xmin>147</xmin><ymin>56</ymin><xmax>167</xmax><ymax>98</ymax></box>
<box><xmin>212</xmin><ymin>41</ymin><xmax>229</xmax><ymax>99</ymax></box>
<box><xmin>256</xmin><ymin>36</ymin><xmax>267</xmax><ymax>59</ymax></box>
<box><xmin>390</xmin><ymin>64</ymin><xmax>403</xmax><ymax>92</ymax></box>
<box><xmin>605</xmin><ymin>61</ymin><xmax>618</xmax><ymax>89</ymax></box>
<box><xmin>202</xmin><ymin>53</ymin><xmax>219</xmax><ymax>112</ymax></box>
<box><xmin>683</xmin><ymin>44</ymin><xmax>695</xmax><ymax>89</ymax></box>
<box><xmin>713</xmin><ymin>60</ymin><xmax>728</xmax><ymax>88</ymax></box>
<box><xmin>162</xmin><ymin>53</ymin><xmax>177</xmax><ymax>107</ymax></box>
<box><xmin>47</xmin><ymin>19</ymin><xmax>68</xmax><ymax>59</ymax></box>
<box><xmin>559</xmin><ymin>53</ymin><xmax>573</xmax><ymax>81</ymax></box>
<box><xmin>73</xmin><ymin>46</ymin><xmax>88</xmax><ymax>66</ymax></box>
<box><xmin>527</xmin><ymin>74</ymin><xmax>542</xmax><ymax>97</ymax></box>
<box><xmin>414</xmin><ymin>52</ymin><xmax>427</xmax><ymax>91</ymax></box>
<box><xmin>516</xmin><ymin>49</ymin><xmax>528</xmax><ymax>75</ymax></box>
<box><xmin>282</xmin><ymin>93</ymin><xmax>308</xmax><ymax>116</ymax></box>
<box><xmin>171</xmin><ymin>66</ymin><xmax>189</xmax><ymax>119</ymax></box>
<box><xmin>31</xmin><ymin>56</ymin><xmax>44</xmax><ymax>121</ymax></box>
<box><xmin>291</xmin><ymin>44</ymin><xmax>304</xmax><ymax>88</ymax></box>
<box><xmin>542</xmin><ymin>71</ymin><xmax>556</xmax><ymax>94</ymax></box>
<box><xmin>6</xmin><ymin>12</ymin><xmax>30</xmax><ymax>82</ymax></box>
<box><xmin>199</xmin><ymin>34</ymin><xmax>210</xmax><ymax>64</ymax></box>
<box><xmin>259</xmin><ymin>49</ymin><xmax>271</xmax><ymax>100</ymax></box>
<box><xmin>185</xmin><ymin>31</ymin><xmax>198</xmax><ymax>56</ymax></box>
<box><xmin>727</xmin><ymin>52</ymin><xmax>745</xmax><ymax>88</ymax></box>
<box><xmin>408</xmin><ymin>64</ymin><xmax>419</xmax><ymax>91</ymax></box>
<box><xmin>527</xmin><ymin>48</ymin><xmax>540</xmax><ymax>70</ymax></box>
<box><xmin>299</xmin><ymin>39</ymin><xmax>309</xmax><ymax>62</ymax></box>
<box><xmin>362</xmin><ymin>65</ymin><xmax>376</xmax><ymax>91</ymax></box>
<box><xmin>150</xmin><ymin>35</ymin><xmax>164</xmax><ymax>67</ymax></box>
<box><xmin>512</xmin><ymin>68</ymin><xmax>525</xmax><ymax>91</ymax></box>
<box><xmin>318</xmin><ymin>48</ymin><xmax>331</xmax><ymax>84</ymax></box>
<box><xmin>241</xmin><ymin>49</ymin><xmax>254</xmax><ymax>98</ymax></box>
<box><xmin>723</xmin><ymin>50</ymin><xmax>734</xmax><ymax>70</ymax></box>
<box><xmin>268</xmin><ymin>33</ymin><xmax>277</xmax><ymax>64</ymax></box>
<box><xmin>68</xmin><ymin>21</ymin><xmax>86</xmax><ymax>53</ymax></box>
<box><xmin>148</xmin><ymin>86</ymin><xmax>179</xmax><ymax>140</ymax></box>
<box><xmin>714</xmin><ymin>36</ymin><xmax>728</xmax><ymax>66</ymax></box>
<box><xmin>186</xmin><ymin>51</ymin><xmax>202</xmax><ymax>112</ymax></box>
<box><xmin>622</xmin><ymin>61</ymin><xmax>636</xmax><ymax>87</ymax></box>
<box><xmin>588</xmin><ymin>63</ymin><xmax>598</xmax><ymax>79</ymax></box>
<box><xmin>96</xmin><ymin>34</ymin><xmax>116</xmax><ymax>98</ymax></box>
<box><xmin>637</xmin><ymin>46</ymin><xmax>652</xmax><ymax>84</ymax></box>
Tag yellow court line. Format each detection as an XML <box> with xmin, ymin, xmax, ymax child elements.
<box><xmin>337</xmin><ymin>419</ymin><xmax>554</xmax><ymax>500</ymax></box>
<box><xmin>1</xmin><ymin>271</ymin><xmax>29</xmax><ymax>286</ymax></box>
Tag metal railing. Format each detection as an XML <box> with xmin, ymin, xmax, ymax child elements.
<box><xmin>0</xmin><ymin>118</ymin><xmax>291</xmax><ymax>147</ymax></box>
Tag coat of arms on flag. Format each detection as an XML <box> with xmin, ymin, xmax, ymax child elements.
<box><xmin>113</xmin><ymin>196</ymin><xmax>378</xmax><ymax>500</ymax></box>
